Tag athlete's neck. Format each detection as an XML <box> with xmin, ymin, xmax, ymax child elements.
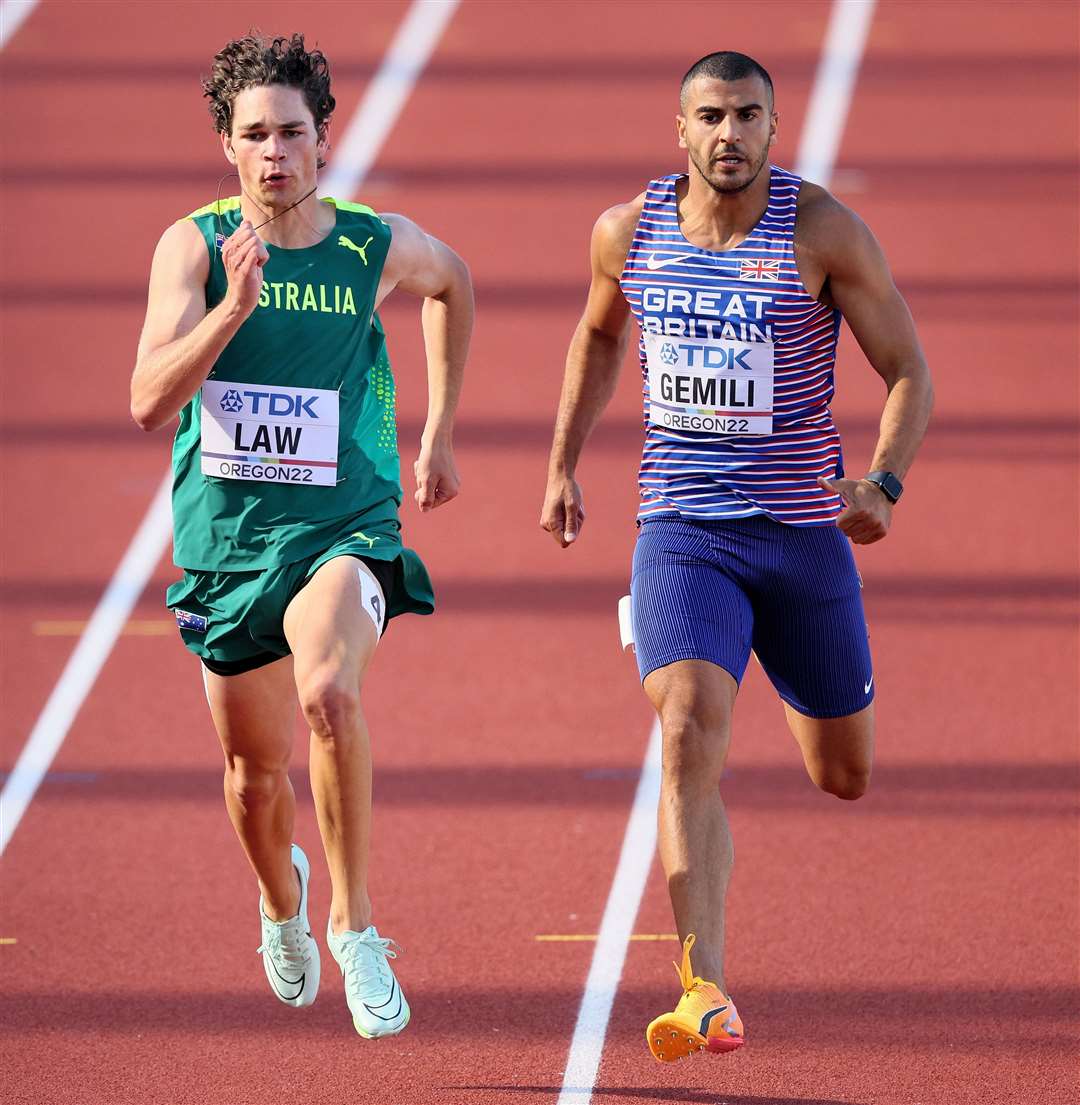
<box><xmin>677</xmin><ymin>165</ymin><xmax>771</xmax><ymax>253</ymax></box>
<box><xmin>239</xmin><ymin>188</ymin><xmax>336</xmax><ymax>250</ymax></box>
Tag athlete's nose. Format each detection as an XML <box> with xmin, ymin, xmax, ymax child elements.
<box><xmin>263</xmin><ymin>136</ymin><xmax>287</xmax><ymax>162</ymax></box>
<box><xmin>717</xmin><ymin>116</ymin><xmax>741</xmax><ymax>144</ymax></box>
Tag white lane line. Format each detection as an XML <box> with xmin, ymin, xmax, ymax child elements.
<box><xmin>557</xmin><ymin>721</ymin><xmax>661</xmax><ymax>1105</ymax></box>
<box><xmin>0</xmin><ymin>475</ymin><xmax>171</xmax><ymax>854</ymax></box>
<box><xmin>555</xmin><ymin>2</ymin><xmax>877</xmax><ymax>1099</ymax></box>
<box><xmin>0</xmin><ymin>0</ymin><xmax>37</xmax><ymax>49</ymax></box>
<box><xmin>0</xmin><ymin>0</ymin><xmax>460</xmax><ymax>857</ymax></box>
<box><xmin>322</xmin><ymin>0</ymin><xmax>460</xmax><ymax>198</ymax></box>
<box><xmin>795</xmin><ymin>0</ymin><xmax>877</xmax><ymax>185</ymax></box>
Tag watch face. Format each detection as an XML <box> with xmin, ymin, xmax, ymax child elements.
<box><xmin>875</xmin><ymin>473</ymin><xmax>902</xmax><ymax>502</ymax></box>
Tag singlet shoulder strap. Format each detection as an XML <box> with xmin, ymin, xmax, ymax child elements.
<box><xmin>185</xmin><ymin>196</ymin><xmax>242</xmax><ymax>221</ymax></box>
<box><xmin>757</xmin><ymin>165</ymin><xmax>800</xmax><ymax>236</ymax></box>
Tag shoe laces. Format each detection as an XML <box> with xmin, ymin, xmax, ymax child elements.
<box><xmin>258</xmin><ymin>915</ymin><xmax>311</xmax><ymax>970</ymax></box>
<box><xmin>673</xmin><ymin>933</ymin><xmax>706</xmax><ymax>995</ymax></box>
<box><xmin>336</xmin><ymin>929</ymin><xmax>400</xmax><ymax>993</ymax></box>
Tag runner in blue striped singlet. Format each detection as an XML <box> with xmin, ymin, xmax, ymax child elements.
<box><xmin>541</xmin><ymin>51</ymin><xmax>934</xmax><ymax>1062</ymax></box>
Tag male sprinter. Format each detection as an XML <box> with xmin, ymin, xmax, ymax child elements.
<box><xmin>131</xmin><ymin>34</ymin><xmax>472</xmax><ymax>1038</ymax></box>
<box><xmin>541</xmin><ymin>51</ymin><xmax>932</xmax><ymax>1061</ymax></box>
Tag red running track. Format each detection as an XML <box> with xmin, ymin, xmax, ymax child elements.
<box><xmin>1</xmin><ymin>2</ymin><xmax>1077</xmax><ymax>1103</ymax></box>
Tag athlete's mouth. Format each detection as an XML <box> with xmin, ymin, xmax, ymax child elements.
<box><xmin>714</xmin><ymin>154</ymin><xmax>745</xmax><ymax>167</ymax></box>
<box><xmin>263</xmin><ymin>172</ymin><xmax>290</xmax><ymax>185</ymax></box>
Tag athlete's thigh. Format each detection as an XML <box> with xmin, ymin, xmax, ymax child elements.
<box><xmin>204</xmin><ymin>656</ymin><xmax>296</xmax><ymax>768</ymax></box>
<box><xmin>783</xmin><ymin>700</ymin><xmax>874</xmax><ymax>785</ymax></box>
<box><xmin>631</xmin><ymin>517</ymin><xmax>754</xmax><ymax>687</ymax></box>
<box><xmin>750</xmin><ymin>523</ymin><xmax>873</xmax><ymax>720</ymax></box>
<box><xmin>282</xmin><ymin>555</ymin><xmax>381</xmax><ymax>687</ymax></box>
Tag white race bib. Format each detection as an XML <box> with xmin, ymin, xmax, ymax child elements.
<box><xmin>645</xmin><ymin>333</ymin><xmax>774</xmax><ymax>435</ymax></box>
<box><xmin>200</xmin><ymin>380</ymin><xmax>339</xmax><ymax>487</ymax></box>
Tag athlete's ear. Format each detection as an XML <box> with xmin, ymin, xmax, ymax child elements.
<box><xmin>676</xmin><ymin>113</ymin><xmax>688</xmax><ymax>150</ymax></box>
<box><xmin>769</xmin><ymin>110</ymin><xmax>779</xmax><ymax>148</ymax></box>
<box><xmin>221</xmin><ymin>131</ymin><xmax>238</xmax><ymax>166</ymax></box>
<box><xmin>316</xmin><ymin>124</ymin><xmax>330</xmax><ymax>171</ymax></box>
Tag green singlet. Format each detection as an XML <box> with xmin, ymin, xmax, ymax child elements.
<box><xmin>166</xmin><ymin>196</ymin><xmax>433</xmax><ymax>656</ymax></box>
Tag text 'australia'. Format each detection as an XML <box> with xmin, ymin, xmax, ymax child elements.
<box><xmin>257</xmin><ymin>281</ymin><xmax>357</xmax><ymax>315</ymax></box>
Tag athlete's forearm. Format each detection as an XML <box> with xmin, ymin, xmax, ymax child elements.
<box><xmin>547</xmin><ymin>320</ymin><xmax>627</xmax><ymax>478</ymax></box>
<box><xmin>131</xmin><ymin>298</ymin><xmax>250</xmax><ymax>432</ymax></box>
<box><xmin>419</xmin><ymin>267</ymin><xmax>472</xmax><ymax>442</ymax></box>
<box><xmin>865</xmin><ymin>360</ymin><xmax>934</xmax><ymax>480</ymax></box>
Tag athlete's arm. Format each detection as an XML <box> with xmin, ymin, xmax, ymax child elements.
<box><xmin>130</xmin><ymin>219</ymin><xmax>268</xmax><ymax>432</ymax></box>
<box><xmin>797</xmin><ymin>188</ymin><xmax>934</xmax><ymax>544</ymax></box>
<box><xmin>376</xmin><ymin>214</ymin><xmax>472</xmax><ymax>513</ymax></box>
<box><xmin>541</xmin><ymin>200</ymin><xmax>640</xmax><ymax>548</ymax></box>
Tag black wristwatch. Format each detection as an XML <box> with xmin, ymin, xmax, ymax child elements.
<box><xmin>864</xmin><ymin>471</ymin><xmax>903</xmax><ymax>504</ymax></box>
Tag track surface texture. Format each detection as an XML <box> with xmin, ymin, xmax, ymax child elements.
<box><xmin>2</xmin><ymin>3</ymin><xmax>1077</xmax><ymax>1104</ymax></box>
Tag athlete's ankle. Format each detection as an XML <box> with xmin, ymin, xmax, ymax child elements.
<box><xmin>260</xmin><ymin>868</ymin><xmax>301</xmax><ymax>922</ymax></box>
<box><xmin>328</xmin><ymin>896</ymin><xmax>372</xmax><ymax>935</ymax></box>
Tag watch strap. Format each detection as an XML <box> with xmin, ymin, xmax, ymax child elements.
<box><xmin>865</xmin><ymin>470</ymin><xmax>903</xmax><ymax>504</ymax></box>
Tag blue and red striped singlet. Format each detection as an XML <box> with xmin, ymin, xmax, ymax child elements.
<box><xmin>620</xmin><ymin>166</ymin><xmax>844</xmax><ymax>526</ymax></box>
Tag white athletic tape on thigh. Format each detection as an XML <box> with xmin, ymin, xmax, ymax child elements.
<box><xmin>357</xmin><ymin>564</ymin><xmax>387</xmax><ymax>636</ymax></box>
<box><xmin>618</xmin><ymin>595</ymin><xmax>635</xmax><ymax>652</ymax></box>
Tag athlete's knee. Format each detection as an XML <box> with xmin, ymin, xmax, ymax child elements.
<box><xmin>816</xmin><ymin>764</ymin><xmax>871</xmax><ymax>801</ymax></box>
<box><xmin>224</xmin><ymin>755</ymin><xmax>289</xmax><ymax>809</ymax></box>
<box><xmin>659</xmin><ymin>708</ymin><xmax>730</xmax><ymax>788</ymax></box>
<box><xmin>299</xmin><ymin>673</ymin><xmax>361</xmax><ymax>743</ymax></box>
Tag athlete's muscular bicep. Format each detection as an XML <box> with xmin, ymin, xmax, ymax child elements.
<box><xmin>541</xmin><ymin>198</ymin><xmax>643</xmax><ymax>547</ymax></box>
<box><xmin>807</xmin><ymin>196</ymin><xmax>926</xmax><ymax>388</ymax></box>
<box><xmin>804</xmin><ymin>192</ymin><xmax>933</xmax><ymax>500</ymax></box>
<box><xmin>375</xmin><ymin>213</ymin><xmax>470</xmax><ymax>304</ymax></box>
<box><xmin>131</xmin><ymin>219</ymin><xmax>263</xmax><ymax>431</ymax></box>
<box><xmin>579</xmin><ymin>199</ymin><xmax>641</xmax><ymax>341</ymax></box>
<box><xmin>131</xmin><ymin>220</ymin><xmax>213</xmax><ymax>430</ymax></box>
<box><xmin>135</xmin><ymin>220</ymin><xmax>210</xmax><ymax>364</ymax></box>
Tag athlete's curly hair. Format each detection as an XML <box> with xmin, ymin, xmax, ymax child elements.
<box><xmin>202</xmin><ymin>32</ymin><xmax>335</xmax><ymax>139</ymax></box>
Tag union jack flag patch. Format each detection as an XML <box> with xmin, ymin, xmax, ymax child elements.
<box><xmin>738</xmin><ymin>258</ymin><xmax>782</xmax><ymax>281</ymax></box>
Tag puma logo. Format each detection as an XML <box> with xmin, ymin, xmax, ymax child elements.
<box><xmin>338</xmin><ymin>234</ymin><xmax>374</xmax><ymax>264</ymax></box>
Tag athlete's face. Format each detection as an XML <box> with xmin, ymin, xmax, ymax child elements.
<box><xmin>677</xmin><ymin>76</ymin><xmax>777</xmax><ymax>195</ymax></box>
<box><xmin>222</xmin><ymin>85</ymin><xmax>328</xmax><ymax>207</ymax></box>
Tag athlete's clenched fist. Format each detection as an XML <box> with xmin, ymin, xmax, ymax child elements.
<box><xmin>818</xmin><ymin>476</ymin><xmax>893</xmax><ymax>545</ymax></box>
<box><xmin>221</xmin><ymin>220</ymin><xmax>269</xmax><ymax>316</ymax></box>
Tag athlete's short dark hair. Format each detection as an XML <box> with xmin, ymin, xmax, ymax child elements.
<box><xmin>202</xmin><ymin>32</ymin><xmax>335</xmax><ymax>138</ymax></box>
<box><xmin>680</xmin><ymin>51</ymin><xmax>774</xmax><ymax>110</ymax></box>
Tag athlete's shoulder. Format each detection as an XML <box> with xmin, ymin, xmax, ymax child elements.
<box><xmin>155</xmin><ymin>213</ymin><xmax>210</xmax><ymax>266</ymax></box>
<box><xmin>592</xmin><ymin>193</ymin><xmax>646</xmax><ymax>276</ymax></box>
<box><xmin>795</xmin><ymin>181</ymin><xmax>875</xmax><ymax>264</ymax></box>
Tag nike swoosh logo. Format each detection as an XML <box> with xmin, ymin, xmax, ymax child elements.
<box><xmin>364</xmin><ymin>977</ymin><xmax>403</xmax><ymax>1021</ymax></box>
<box><xmin>645</xmin><ymin>253</ymin><xmax>700</xmax><ymax>271</ymax></box>
<box><xmin>267</xmin><ymin>957</ymin><xmax>306</xmax><ymax>1001</ymax></box>
<box><xmin>864</xmin><ymin>675</ymin><xmax>874</xmax><ymax>694</ymax></box>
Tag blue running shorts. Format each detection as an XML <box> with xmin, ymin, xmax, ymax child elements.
<box><xmin>630</xmin><ymin>514</ymin><xmax>873</xmax><ymax>719</ymax></box>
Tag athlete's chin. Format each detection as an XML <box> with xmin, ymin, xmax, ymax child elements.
<box><xmin>706</xmin><ymin>172</ymin><xmax>755</xmax><ymax>195</ymax></box>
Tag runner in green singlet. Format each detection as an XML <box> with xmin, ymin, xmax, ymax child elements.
<box><xmin>130</xmin><ymin>33</ymin><xmax>473</xmax><ymax>1038</ymax></box>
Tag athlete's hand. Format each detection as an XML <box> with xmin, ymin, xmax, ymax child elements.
<box><xmin>221</xmin><ymin>221</ymin><xmax>269</xmax><ymax>317</ymax></box>
<box><xmin>540</xmin><ymin>474</ymin><xmax>586</xmax><ymax>548</ymax></box>
<box><xmin>414</xmin><ymin>436</ymin><xmax>460</xmax><ymax>512</ymax></box>
<box><xmin>818</xmin><ymin>476</ymin><xmax>892</xmax><ymax>545</ymax></box>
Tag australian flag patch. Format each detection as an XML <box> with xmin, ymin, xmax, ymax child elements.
<box><xmin>174</xmin><ymin>609</ymin><xmax>208</xmax><ymax>633</ymax></box>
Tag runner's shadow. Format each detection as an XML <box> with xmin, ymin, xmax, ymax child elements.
<box><xmin>448</xmin><ymin>1089</ymin><xmax>857</xmax><ymax>1105</ymax></box>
